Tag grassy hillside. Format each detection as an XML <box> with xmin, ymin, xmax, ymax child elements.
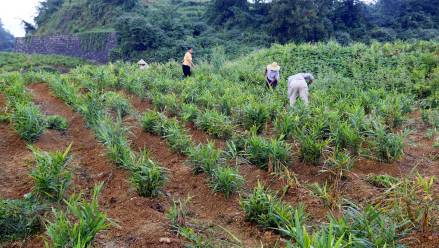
<box><xmin>1</xmin><ymin>41</ymin><xmax>439</xmax><ymax>247</ymax></box>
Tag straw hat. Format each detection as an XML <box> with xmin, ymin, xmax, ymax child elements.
<box><xmin>267</xmin><ymin>62</ymin><xmax>280</xmax><ymax>71</ymax></box>
<box><xmin>137</xmin><ymin>59</ymin><xmax>147</xmax><ymax>65</ymax></box>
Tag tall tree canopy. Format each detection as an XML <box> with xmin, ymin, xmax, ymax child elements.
<box><xmin>0</xmin><ymin>19</ymin><xmax>15</xmax><ymax>51</ymax></box>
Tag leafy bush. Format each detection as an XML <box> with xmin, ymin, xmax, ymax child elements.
<box><xmin>245</xmin><ymin>133</ymin><xmax>291</xmax><ymax>171</ymax></box>
<box><xmin>164</xmin><ymin>125</ymin><xmax>193</xmax><ymax>155</ymax></box>
<box><xmin>297</xmin><ymin>132</ymin><xmax>330</xmax><ymax>165</ymax></box>
<box><xmin>102</xmin><ymin>91</ymin><xmax>131</xmax><ymax>118</ymax></box>
<box><xmin>240</xmin><ymin>102</ymin><xmax>270</xmax><ymax>132</ymax></box>
<box><xmin>151</xmin><ymin>93</ymin><xmax>180</xmax><ymax>116</ymax></box>
<box><xmin>195</xmin><ymin>110</ymin><xmax>233</xmax><ymax>139</ymax></box>
<box><xmin>12</xmin><ymin>103</ymin><xmax>46</xmax><ymax>142</ymax></box>
<box><xmin>29</xmin><ymin>144</ymin><xmax>73</xmax><ymax>202</ymax></box>
<box><xmin>240</xmin><ymin>182</ymin><xmax>306</xmax><ymax>236</ymax></box>
<box><xmin>95</xmin><ymin>117</ymin><xmax>134</xmax><ymax>169</ymax></box>
<box><xmin>209</xmin><ymin>166</ymin><xmax>244</xmax><ymax>198</ymax></box>
<box><xmin>179</xmin><ymin>103</ymin><xmax>198</xmax><ymax>123</ymax></box>
<box><xmin>46</xmin><ymin>115</ymin><xmax>68</xmax><ymax>131</ymax></box>
<box><xmin>130</xmin><ymin>152</ymin><xmax>167</xmax><ymax>197</ymax></box>
<box><xmin>333</xmin><ymin>122</ymin><xmax>362</xmax><ymax>154</ymax></box>
<box><xmin>188</xmin><ymin>142</ymin><xmax>222</xmax><ymax>175</ymax></box>
<box><xmin>141</xmin><ymin>111</ymin><xmax>162</xmax><ymax>135</ymax></box>
<box><xmin>46</xmin><ymin>183</ymin><xmax>109</xmax><ymax>248</ymax></box>
<box><xmin>0</xmin><ymin>198</ymin><xmax>43</xmax><ymax>243</ymax></box>
<box><xmin>372</xmin><ymin>125</ymin><xmax>405</xmax><ymax>163</ymax></box>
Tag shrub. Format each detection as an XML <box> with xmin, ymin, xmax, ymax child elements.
<box><xmin>141</xmin><ymin>111</ymin><xmax>162</xmax><ymax>135</ymax></box>
<box><xmin>209</xmin><ymin>166</ymin><xmax>244</xmax><ymax>198</ymax></box>
<box><xmin>179</xmin><ymin>103</ymin><xmax>198</xmax><ymax>123</ymax></box>
<box><xmin>245</xmin><ymin>134</ymin><xmax>291</xmax><ymax>171</ymax></box>
<box><xmin>372</xmin><ymin>126</ymin><xmax>405</xmax><ymax>163</ymax></box>
<box><xmin>164</xmin><ymin>125</ymin><xmax>193</xmax><ymax>155</ymax></box>
<box><xmin>131</xmin><ymin>152</ymin><xmax>167</xmax><ymax>197</ymax></box>
<box><xmin>151</xmin><ymin>93</ymin><xmax>179</xmax><ymax>116</ymax></box>
<box><xmin>95</xmin><ymin>117</ymin><xmax>134</xmax><ymax>169</ymax></box>
<box><xmin>188</xmin><ymin>142</ymin><xmax>222</xmax><ymax>175</ymax></box>
<box><xmin>297</xmin><ymin>132</ymin><xmax>330</xmax><ymax>165</ymax></box>
<box><xmin>274</xmin><ymin>111</ymin><xmax>301</xmax><ymax>139</ymax></box>
<box><xmin>0</xmin><ymin>198</ymin><xmax>43</xmax><ymax>243</ymax></box>
<box><xmin>12</xmin><ymin>103</ymin><xmax>46</xmax><ymax>142</ymax></box>
<box><xmin>46</xmin><ymin>115</ymin><xmax>68</xmax><ymax>131</ymax></box>
<box><xmin>46</xmin><ymin>183</ymin><xmax>109</xmax><ymax>248</ymax></box>
<box><xmin>29</xmin><ymin>144</ymin><xmax>73</xmax><ymax>202</ymax></box>
<box><xmin>195</xmin><ymin>110</ymin><xmax>233</xmax><ymax>139</ymax></box>
<box><xmin>240</xmin><ymin>182</ymin><xmax>306</xmax><ymax>235</ymax></box>
<box><xmin>241</xmin><ymin>102</ymin><xmax>270</xmax><ymax>132</ymax></box>
<box><xmin>333</xmin><ymin>122</ymin><xmax>362</xmax><ymax>154</ymax></box>
<box><xmin>102</xmin><ymin>91</ymin><xmax>131</xmax><ymax>118</ymax></box>
<box><xmin>240</xmin><ymin>182</ymin><xmax>272</xmax><ymax>224</ymax></box>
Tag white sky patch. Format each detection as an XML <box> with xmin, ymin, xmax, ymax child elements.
<box><xmin>0</xmin><ymin>0</ymin><xmax>43</xmax><ymax>37</ymax></box>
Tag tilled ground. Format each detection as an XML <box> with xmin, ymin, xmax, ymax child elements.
<box><xmin>0</xmin><ymin>83</ymin><xmax>438</xmax><ymax>247</ymax></box>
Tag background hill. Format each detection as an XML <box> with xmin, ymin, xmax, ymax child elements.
<box><xmin>0</xmin><ymin>18</ymin><xmax>15</xmax><ymax>51</ymax></box>
<box><xmin>26</xmin><ymin>0</ymin><xmax>439</xmax><ymax>61</ymax></box>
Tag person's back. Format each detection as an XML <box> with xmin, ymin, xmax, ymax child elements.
<box><xmin>287</xmin><ymin>73</ymin><xmax>314</xmax><ymax>106</ymax></box>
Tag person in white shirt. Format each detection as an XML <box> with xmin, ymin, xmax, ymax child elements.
<box><xmin>288</xmin><ymin>73</ymin><xmax>314</xmax><ymax>106</ymax></box>
<box><xmin>265</xmin><ymin>62</ymin><xmax>280</xmax><ymax>89</ymax></box>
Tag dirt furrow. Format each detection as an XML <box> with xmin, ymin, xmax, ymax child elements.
<box><xmin>27</xmin><ymin>83</ymin><xmax>184</xmax><ymax>248</ymax></box>
<box><xmin>126</xmin><ymin>94</ymin><xmax>268</xmax><ymax>247</ymax></box>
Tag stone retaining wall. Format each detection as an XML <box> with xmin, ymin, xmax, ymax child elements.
<box><xmin>15</xmin><ymin>33</ymin><xmax>117</xmax><ymax>63</ymax></box>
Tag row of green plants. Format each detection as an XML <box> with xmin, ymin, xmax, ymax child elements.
<box><xmin>0</xmin><ymin>143</ymin><xmax>109</xmax><ymax>247</ymax></box>
<box><xmin>141</xmin><ymin>110</ymin><xmax>244</xmax><ymax>198</ymax></box>
<box><xmin>240</xmin><ymin>182</ymin><xmax>404</xmax><ymax>247</ymax></box>
<box><xmin>0</xmin><ymin>72</ymin><xmax>68</xmax><ymax>142</ymax></box>
<box><xmin>69</xmin><ymin>58</ymin><xmax>411</xmax><ymax>173</ymax></box>
<box><xmin>43</xmin><ymin>73</ymin><xmax>168</xmax><ymax>198</ymax></box>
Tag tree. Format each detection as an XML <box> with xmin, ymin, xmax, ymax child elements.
<box><xmin>0</xmin><ymin>19</ymin><xmax>15</xmax><ymax>51</ymax></box>
<box><xmin>269</xmin><ymin>0</ymin><xmax>333</xmax><ymax>43</ymax></box>
<box><xmin>207</xmin><ymin>0</ymin><xmax>250</xmax><ymax>25</ymax></box>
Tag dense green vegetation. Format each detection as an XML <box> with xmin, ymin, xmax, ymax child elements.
<box><xmin>29</xmin><ymin>0</ymin><xmax>439</xmax><ymax>61</ymax></box>
<box><xmin>1</xmin><ymin>40</ymin><xmax>438</xmax><ymax>247</ymax></box>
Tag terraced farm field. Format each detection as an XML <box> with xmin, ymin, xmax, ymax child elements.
<box><xmin>0</xmin><ymin>42</ymin><xmax>438</xmax><ymax>248</ymax></box>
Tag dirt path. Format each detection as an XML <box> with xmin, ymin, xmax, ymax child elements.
<box><xmin>25</xmin><ymin>83</ymin><xmax>184</xmax><ymax>248</ymax></box>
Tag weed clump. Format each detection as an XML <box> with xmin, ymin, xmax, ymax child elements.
<box><xmin>130</xmin><ymin>151</ymin><xmax>167</xmax><ymax>197</ymax></box>
<box><xmin>46</xmin><ymin>115</ymin><xmax>68</xmax><ymax>131</ymax></box>
<box><xmin>209</xmin><ymin>166</ymin><xmax>244</xmax><ymax>198</ymax></box>
<box><xmin>29</xmin><ymin>144</ymin><xmax>73</xmax><ymax>202</ymax></box>
<box><xmin>12</xmin><ymin>103</ymin><xmax>46</xmax><ymax>142</ymax></box>
<box><xmin>0</xmin><ymin>198</ymin><xmax>43</xmax><ymax>243</ymax></box>
<box><xmin>46</xmin><ymin>183</ymin><xmax>110</xmax><ymax>247</ymax></box>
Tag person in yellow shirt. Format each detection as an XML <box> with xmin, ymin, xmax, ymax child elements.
<box><xmin>182</xmin><ymin>47</ymin><xmax>194</xmax><ymax>78</ymax></box>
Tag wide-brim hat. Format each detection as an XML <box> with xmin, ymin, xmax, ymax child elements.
<box><xmin>137</xmin><ymin>59</ymin><xmax>147</xmax><ymax>65</ymax></box>
<box><xmin>267</xmin><ymin>62</ymin><xmax>280</xmax><ymax>71</ymax></box>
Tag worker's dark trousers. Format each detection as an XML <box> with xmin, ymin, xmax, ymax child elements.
<box><xmin>266</xmin><ymin>78</ymin><xmax>278</xmax><ymax>89</ymax></box>
<box><xmin>182</xmin><ymin>65</ymin><xmax>191</xmax><ymax>77</ymax></box>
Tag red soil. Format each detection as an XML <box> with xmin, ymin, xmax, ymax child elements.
<box><xmin>2</xmin><ymin>83</ymin><xmax>184</xmax><ymax>247</ymax></box>
<box><xmin>2</xmin><ymin>84</ymin><xmax>438</xmax><ymax>247</ymax></box>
